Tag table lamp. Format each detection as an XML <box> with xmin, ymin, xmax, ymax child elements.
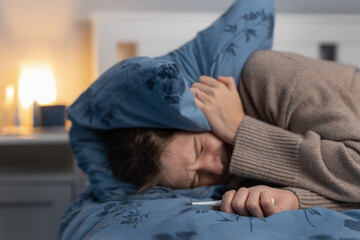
<box><xmin>18</xmin><ymin>64</ymin><xmax>66</xmax><ymax>127</ymax></box>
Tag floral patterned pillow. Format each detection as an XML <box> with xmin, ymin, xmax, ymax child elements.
<box><xmin>68</xmin><ymin>0</ymin><xmax>275</xmax><ymax>201</ymax></box>
<box><xmin>68</xmin><ymin>57</ymin><xmax>205</xmax><ymax>130</ymax></box>
<box><xmin>69</xmin><ymin>0</ymin><xmax>275</xmax><ymax>132</ymax></box>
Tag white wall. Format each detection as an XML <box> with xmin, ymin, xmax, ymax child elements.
<box><xmin>0</xmin><ymin>0</ymin><xmax>91</xmax><ymax>108</ymax></box>
<box><xmin>0</xmin><ymin>0</ymin><xmax>359</xmax><ymax>109</ymax></box>
<box><xmin>87</xmin><ymin>0</ymin><xmax>360</xmax><ymax>14</ymax></box>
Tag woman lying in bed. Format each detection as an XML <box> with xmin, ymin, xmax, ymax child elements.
<box><xmin>105</xmin><ymin>50</ymin><xmax>360</xmax><ymax>218</ymax></box>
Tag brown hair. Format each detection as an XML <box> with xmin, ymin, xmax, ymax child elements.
<box><xmin>103</xmin><ymin>128</ymin><xmax>178</xmax><ymax>192</ymax></box>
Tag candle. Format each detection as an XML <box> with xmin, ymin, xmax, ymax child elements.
<box><xmin>5</xmin><ymin>85</ymin><xmax>15</xmax><ymax>107</ymax></box>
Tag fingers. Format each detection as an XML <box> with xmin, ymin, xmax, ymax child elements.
<box><xmin>217</xmin><ymin>76</ymin><xmax>236</xmax><ymax>91</ymax></box>
<box><xmin>189</xmin><ymin>87</ymin><xmax>198</xmax><ymax>99</ymax></box>
<box><xmin>231</xmin><ymin>187</ymin><xmax>250</xmax><ymax>216</ymax></box>
<box><xmin>245</xmin><ymin>190</ymin><xmax>266</xmax><ymax>218</ymax></box>
<box><xmin>191</xmin><ymin>75</ymin><xmax>236</xmax><ymax>98</ymax></box>
<box><xmin>189</xmin><ymin>88</ymin><xmax>210</xmax><ymax>108</ymax></box>
<box><xmin>197</xmin><ymin>75</ymin><xmax>235</xmax><ymax>90</ymax></box>
<box><xmin>192</xmin><ymin>75</ymin><xmax>228</xmax><ymax>94</ymax></box>
<box><xmin>191</xmin><ymin>83</ymin><xmax>217</xmax><ymax>97</ymax></box>
<box><xmin>221</xmin><ymin>190</ymin><xmax>236</xmax><ymax>214</ymax></box>
<box><xmin>222</xmin><ymin>187</ymin><xmax>262</xmax><ymax>217</ymax></box>
<box><xmin>198</xmin><ymin>75</ymin><xmax>220</xmax><ymax>87</ymax></box>
<box><xmin>190</xmin><ymin>75</ymin><xmax>228</xmax><ymax>102</ymax></box>
<box><xmin>229</xmin><ymin>187</ymin><xmax>265</xmax><ymax>217</ymax></box>
<box><xmin>221</xmin><ymin>188</ymin><xmax>280</xmax><ymax>218</ymax></box>
<box><xmin>192</xmin><ymin>76</ymin><xmax>218</xmax><ymax>96</ymax></box>
<box><xmin>259</xmin><ymin>191</ymin><xmax>278</xmax><ymax>216</ymax></box>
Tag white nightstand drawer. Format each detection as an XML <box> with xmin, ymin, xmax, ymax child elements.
<box><xmin>0</xmin><ymin>185</ymin><xmax>72</xmax><ymax>240</ymax></box>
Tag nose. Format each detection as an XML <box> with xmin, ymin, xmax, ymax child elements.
<box><xmin>199</xmin><ymin>154</ymin><xmax>224</xmax><ymax>176</ymax></box>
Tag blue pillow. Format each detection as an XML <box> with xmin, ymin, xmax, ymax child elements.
<box><xmin>68</xmin><ymin>57</ymin><xmax>208</xmax><ymax>130</ymax></box>
<box><xmin>68</xmin><ymin>0</ymin><xmax>275</xmax><ymax>202</ymax></box>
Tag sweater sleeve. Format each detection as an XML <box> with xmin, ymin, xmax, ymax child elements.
<box><xmin>229</xmin><ymin>51</ymin><xmax>360</xmax><ymax>205</ymax></box>
<box><xmin>283</xmin><ymin>187</ymin><xmax>360</xmax><ymax>211</ymax></box>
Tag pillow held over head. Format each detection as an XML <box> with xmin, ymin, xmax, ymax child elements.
<box><xmin>68</xmin><ymin>0</ymin><xmax>275</xmax><ymax>202</ymax></box>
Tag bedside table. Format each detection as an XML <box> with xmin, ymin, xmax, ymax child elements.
<box><xmin>0</xmin><ymin>127</ymin><xmax>82</xmax><ymax>240</ymax></box>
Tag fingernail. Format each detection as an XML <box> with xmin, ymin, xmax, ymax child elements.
<box><xmin>271</xmin><ymin>198</ymin><xmax>275</xmax><ymax>205</ymax></box>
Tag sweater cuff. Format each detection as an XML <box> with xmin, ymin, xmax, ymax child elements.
<box><xmin>284</xmin><ymin>187</ymin><xmax>360</xmax><ymax>211</ymax></box>
<box><xmin>229</xmin><ymin>116</ymin><xmax>301</xmax><ymax>186</ymax></box>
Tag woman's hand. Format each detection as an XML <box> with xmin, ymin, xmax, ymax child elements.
<box><xmin>221</xmin><ymin>185</ymin><xmax>299</xmax><ymax>217</ymax></box>
<box><xmin>190</xmin><ymin>76</ymin><xmax>245</xmax><ymax>145</ymax></box>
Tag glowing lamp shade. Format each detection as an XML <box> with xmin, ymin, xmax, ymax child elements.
<box><xmin>18</xmin><ymin>64</ymin><xmax>57</xmax><ymax>108</ymax></box>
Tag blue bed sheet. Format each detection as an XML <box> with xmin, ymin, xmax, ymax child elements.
<box><xmin>60</xmin><ymin>186</ymin><xmax>360</xmax><ymax>240</ymax></box>
<box><xmin>60</xmin><ymin>0</ymin><xmax>360</xmax><ymax>238</ymax></box>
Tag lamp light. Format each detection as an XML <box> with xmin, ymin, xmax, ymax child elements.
<box><xmin>18</xmin><ymin>64</ymin><xmax>57</xmax><ymax>108</ymax></box>
<box><xmin>18</xmin><ymin>63</ymin><xmax>57</xmax><ymax>126</ymax></box>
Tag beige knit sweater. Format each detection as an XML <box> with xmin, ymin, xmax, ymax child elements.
<box><xmin>230</xmin><ymin>50</ymin><xmax>360</xmax><ymax>211</ymax></box>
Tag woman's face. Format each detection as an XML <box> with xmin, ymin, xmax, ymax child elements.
<box><xmin>157</xmin><ymin>131</ymin><xmax>232</xmax><ymax>189</ymax></box>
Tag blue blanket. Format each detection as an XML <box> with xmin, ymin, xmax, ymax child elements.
<box><xmin>60</xmin><ymin>185</ymin><xmax>360</xmax><ymax>240</ymax></box>
<box><xmin>60</xmin><ymin>0</ymin><xmax>360</xmax><ymax>239</ymax></box>
<box><xmin>66</xmin><ymin>0</ymin><xmax>275</xmax><ymax>204</ymax></box>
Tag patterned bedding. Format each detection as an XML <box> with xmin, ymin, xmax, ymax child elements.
<box><xmin>60</xmin><ymin>0</ymin><xmax>360</xmax><ymax>239</ymax></box>
<box><xmin>59</xmin><ymin>185</ymin><xmax>360</xmax><ymax>240</ymax></box>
